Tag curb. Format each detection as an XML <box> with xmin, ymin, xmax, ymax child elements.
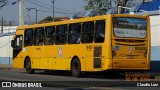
<box><xmin>155</xmin><ymin>76</ymin><xmax>160</xmax><ymax>79</ymax></box>
<box><xmin>0</xmin><ymin>64</ymin><xmax>13</xmax><ymax>70</ymax></box>
<box><xmin>0</xmin><ymin>67</ymin><xmax>25</xmax><ymax>71</ymax></box>
<box><xmin>0</xmin><ymin>66</ymin><xmax>12</xmax><ymax>70</ymax></box>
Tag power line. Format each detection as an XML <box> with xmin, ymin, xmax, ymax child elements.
<box><xmin>26</xmin><ymin>0</ymin><xmax>75</xmax><ymax>15</ymax></box>
<box><xmin>26</xmin><ymin>8</ymin><xmax>51</xmax><ymax>13</ymax></box>
<box><xmin>26</xmin><ymin>0</ymin><xmax>52</xmax><ymax>11</ymax></box>
<box><xmin>37</xmin><ymin>9</ymin><xmax>51</xmax><ymax>13</ymax></box>
<box><xmin>54</xmin><ymin>11</ymin><xmax>74</xmax><ymax>15</ymax></box>
<box><xmin>25</xmin><ymin>7</ymin><xmax>74</xmax><ymax>15</ymax></box>
<box><xmin>33</xmin><ymin>0</ymin><xmax>77</xmax><ymax>13</ymax></box>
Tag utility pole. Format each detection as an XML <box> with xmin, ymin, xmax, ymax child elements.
<box><xmin>36</xmin><ymin>9</ymin><xmax>38</xmax><ymax>23</ymax></box>
<box><xmin>19</xmin><ymin>0</ymin><xmax>24</xmax><ymax>26</ymax></box>
<box><xmin>1</xmin><ymin>17</ymin><xmax>3</xmax><ymax>33</ymax></box>
<box><xmin>26</xmin><ymin>8</ymin><xmax>38</xmax><ymax>23</ymax></box>
<box><xmin>51</xmin><ymin>0</ymin><xmax>55</xmax><ymax>22</ymax></box>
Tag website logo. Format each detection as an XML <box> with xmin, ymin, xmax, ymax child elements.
<box><xmin>2</xmin><ymin>82</ymin><xmax>11</xmax><ymax>87</ymax></box>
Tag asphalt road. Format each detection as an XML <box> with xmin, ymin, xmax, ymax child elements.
<box><xmin>0</xmin><ymin>69</ymin><xmax>160</xmax><ymax>90</ymax></box>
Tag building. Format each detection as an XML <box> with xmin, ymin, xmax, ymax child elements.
<box><xmin>0</xmin><ymin>26</ymin><xmax>17</xmax><ymax>65</ymax></box>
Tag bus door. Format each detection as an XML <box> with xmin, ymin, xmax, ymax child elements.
<box><xmin>12</xmin><ymin>35</ymin><xmax>23</xmax><ymax>68</ymax></box>
<box><xmin>112</xmin><ymin>17</ymin><xmax>148</xmax><ymax>69</ymax></box>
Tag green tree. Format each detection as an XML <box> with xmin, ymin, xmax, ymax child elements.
<box><xmin>38</xmin><ymin>16</ymin><xmax>61</xmax><ymax>23</ymax></box>
<box><xmin>0</xmin><ymin>0</ymin><xmax>8</xmax><ymax>9</ymax></box>
<box><xmin>84</xmin><ymin>0</ymin><xmax>130</xmax><ymax>15</ymax></box>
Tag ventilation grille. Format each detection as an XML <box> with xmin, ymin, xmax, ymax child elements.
<box><xmin>94</xmin><ymin>46</ymin><xmax>102</xmax><ymax>68</ymax></box>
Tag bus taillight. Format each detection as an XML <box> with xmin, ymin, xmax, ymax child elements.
<box><xmin>112</xmin><ymin>48</ymin><xmax>117</xmax><ymax>58</ymax></box>
<box><xmin>144</xmin><ymin>50</ymin><xmax>147</xmax><ymax>58</ymax></box>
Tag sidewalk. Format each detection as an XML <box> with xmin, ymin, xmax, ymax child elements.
<box><xmin>0</xmin><ymin>64</ymin><xmax>12</xmax><ymax>70</ymax></box>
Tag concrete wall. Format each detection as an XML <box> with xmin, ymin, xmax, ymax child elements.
<box><xmin>0</xmin><ymin>26</ymin><xmax>17</xmax><ymax>33</ymax></box>
<box><xmin>0</xmin><ymin>26</ymin><xmax>17</xmax><ymax>65</ymax></box>
<box><xmin>150</xmin><ymin>15</ymin><xmax>160</xmax><ymax>72</ymax></box>
<box><xmin>0</xmin><ymin>35</ymin><xmax>13</xmax><ymax>65</ymax></box>
<box><xmin>150</xmin><ymin>15</ymin><xmax>160</xmax><ymax>61</ymax></box>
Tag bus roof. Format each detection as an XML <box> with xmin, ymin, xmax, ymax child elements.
<box><xmin>17</xmin><ymin>14</ymin><xmax>148</xmax><ymax>30</ymax></box>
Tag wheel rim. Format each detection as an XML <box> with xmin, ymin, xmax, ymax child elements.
<box><xmin>74</xmin><ymin>63</ymin><xmax>79</xmax><ymax>72</ymax></box>
<box><xmin>26</xmin><ymin>61</ymin><xmax>31</xmax><ymax>70</ymax></box>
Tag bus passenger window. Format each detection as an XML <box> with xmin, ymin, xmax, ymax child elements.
<box><xmin>34</xmin><ymin>27</ymin><xmax>44</xmax><ymax>46</ymax></box>
<box><xmin>68</xmin><ymin>23</ymin><xmax>81</xmax><ymax>44</ymax></box>
<box><xmin>44</xmin><ymin>26</ymin><xmax>55</xmax><ymax>45</ymax></box>
<box><xmin>56</xmin><ymin>25</ymin><xmax>67</xmax><ymax>44</ymax></box>
<box><xmin>82</xmin><ymin>22</ymin><xmax>94</xmax><ymax>43</ymax></box>
<box><xmin>95</xmin><ymin>20</ymin><xmax>105</xmax><ymax>43</ymax></box>
<box><xmin>24</xmin><ymin>28</ymin><xmax>33</xmax><ymax>46</ymax></box>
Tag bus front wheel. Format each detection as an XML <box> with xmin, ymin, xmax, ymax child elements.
<box><xmin>25</xmin><ymin>58</ymin><xmax>35</xmax><ymax>74</ymax></box>
<box><xmin>71</xmin><ymin>58</ymin><xmax>81</xmax><ymax>77</ymax></box>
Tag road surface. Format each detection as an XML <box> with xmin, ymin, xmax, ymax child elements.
<box><xmin>0</xmin><ymin>69</ymin><xmax>160</xmax><ymax>90</ymax></box>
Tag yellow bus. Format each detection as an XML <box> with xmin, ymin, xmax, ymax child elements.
<box><xmin>11</xmin><ymin>14</ymin><xmax>150</xmax><ymax>77</ymax></box>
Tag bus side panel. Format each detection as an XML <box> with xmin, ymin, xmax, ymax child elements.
<box><xmin>53</xmin><ymin>58</ymin><xmax>70</xmax><ymax>70</ymax></box>
<box><xmin>23</xmin><ymin>46</ymin><xmax>37</xmax><ymax>69</ymax></box>
<box><xmin>40</xmin><ymin>46</ymin><xmax>54</xmax><ymax>69</ymax></box>
<box><xmin>76</xmin><ymin>45</ymin><xmax>87</xmax><ymax>71</ymax></box>
<box><xmin>40</xmin><ymin>45</ymin><xmax>71</xmax><ymax>70</ymax></box>
<box><xmin>13</xmin><ymin>57</ymin><xmax>25</xmax><ymax>68</ymax></box>
<box><xmin>52</xmin><ymin>45</ymin><xmax>86</xmax><ymax>71</ymax></box>
<box><xmin>31</xmin><ymin>58</ymin><xmax>39</xmax><ymax>69</ymax></box>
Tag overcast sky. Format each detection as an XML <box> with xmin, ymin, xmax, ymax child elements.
<box><xmin>0</xmin><ymin>0</ymin><xmax>86</xmax><ymax>24</ymax></box>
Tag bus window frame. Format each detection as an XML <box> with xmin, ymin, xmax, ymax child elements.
<box><xmin>68</xmin><ymin>23</ymin><xmax>81</xmax><ymax>44</ymax></box>
<box><xmin>81</xmin><ymin>21</ymin><xmax>94</xmax><ymax>43</ymax></box>
<box><xmin>44</xmin><ymin>26</ymin><xmax>56</xmax><ymax>45</ymax></box>
<box><xmin>113</xmin><ymin>17</ymin><xmax>147</xmax><ymax>39</ymax></box>
<box><xmin>34</xmin><ymin>27</ymin><xmax>45</xmax><ymax>46</ymax></box>
<box><xmin>24</xmin><ymin>28</ymin><xmax>34</xmax><ymax>47</ymax></box>
<box><xmin>94</xmin><ymin>20</ymin><xmax>106</xmax><ymax>43</ymax></box>
<box><xmin>55</xmin><ymin>24</ymin><xmax>68</xmax><ymax>45</ymax></box>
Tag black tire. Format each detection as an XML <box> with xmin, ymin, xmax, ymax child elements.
<box><xmin>25</xmin><ymin>58</ymin><xmax>35</xmax><ymax>74</ymax></box>
<box><xmin>71</xmin><ymin>58</ymin><xmax>81</xmax><ymax>77</ymax></box>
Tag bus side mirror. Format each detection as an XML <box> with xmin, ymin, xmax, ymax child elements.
<box><xmin>11</xmin><ymin>40</ymin><xmax>15</xmax><ymax>48</ymax></box>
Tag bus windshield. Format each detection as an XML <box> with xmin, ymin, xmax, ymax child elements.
<box><xmin>113</xmin><ymin>17</ymin><xmax>147</xmax><ymax>38</ymax></box>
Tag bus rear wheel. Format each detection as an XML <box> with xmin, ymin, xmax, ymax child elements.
<box><xmin>25</xmin><ymin>58</ymin><xmax>35</xmax><ymax>74</ymax></box>
<box><xmin>71</xmin><ymin>58</ymin><xmax>81</xmax><ymax>77</ymax></box>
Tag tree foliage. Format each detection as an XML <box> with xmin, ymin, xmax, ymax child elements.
<box><xmin>84</xmin><ymin>0</ymin><xmax>130</xmax><ymax>15</ymax></box>
<box><xmin>84</xmin><ymin>0</ymin><xmax>105</xmax><ymax>15</ymax></box>
<box><xmin>38</xmin><ymin>16</ymin><xmax>61</xmax><ymax>23</ymax></box>
<box><xmin>0</xmin><ymin>0</ymin><xmax>8</xmax><ymax>9</ymax></box>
